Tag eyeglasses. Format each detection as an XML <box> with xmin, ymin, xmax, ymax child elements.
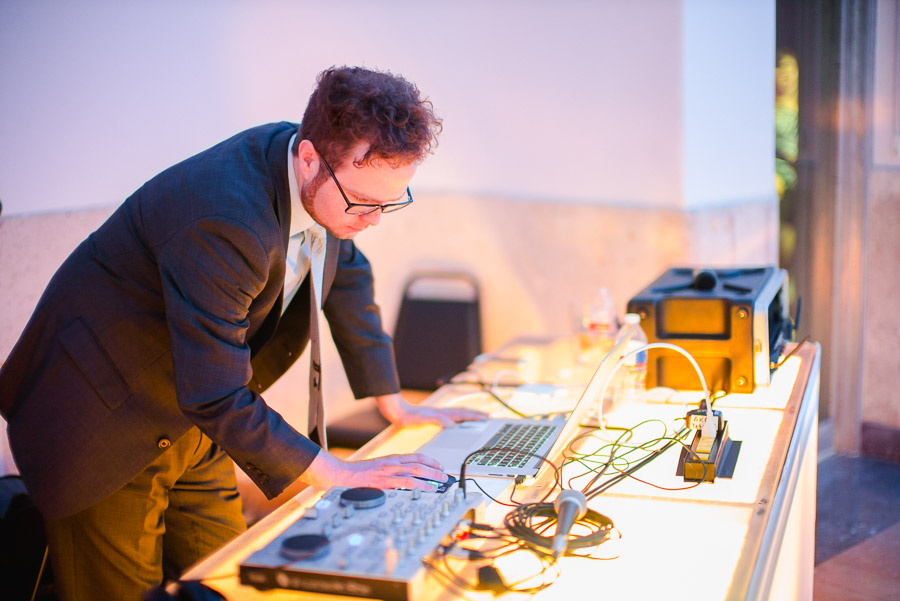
<box><xmin>317</xmin><ymin>152</ymin><xmax>414</xmax><ymax>215</ymax></box>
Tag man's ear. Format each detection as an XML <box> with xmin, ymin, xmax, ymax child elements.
<box><xmin>294</xmin><ymin>139</ymin><xmax>320</xmax><ymax>182</ymax></box>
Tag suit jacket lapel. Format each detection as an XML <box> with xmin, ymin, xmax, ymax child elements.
<box><xmin>248</xmin><ymin>125</ymin><xmax>295</xmax><ymax>357</ymax></box>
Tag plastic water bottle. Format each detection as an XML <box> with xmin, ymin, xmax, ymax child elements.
<box><xmin>580</xmin><ymin>288</ymin><xmax>619</xmax><ymax>424</ymax></box>
<box><xmin>613</xmin><ymin>313</ymin><xmax>648</xmax><ymax>407</ymax></box>
<box><xmin>585</xmin><ymin>287</ymin><xmax>619</xmax><ymax>358</ymax></box>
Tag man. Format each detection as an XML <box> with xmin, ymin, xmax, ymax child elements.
<box><xmin>0</xmin><ymin>66</ymin><xmax>482</xmax><ymax>599</ymax></box>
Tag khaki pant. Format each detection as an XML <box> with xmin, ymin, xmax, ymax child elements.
<box><xmin>44</xmin><ymin>428</ymin><xmax>246</xmax><ymax>601</ymax></box>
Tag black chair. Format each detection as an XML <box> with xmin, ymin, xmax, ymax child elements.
<box><xmin>393</xmin><ymin>272</ymin><xmax>482</xmax><ymax>391</ymax></box>
<box><xmin>327</xmin><ymin>272</ymin><xmax>482</xmax><ymax>449</ymax></box>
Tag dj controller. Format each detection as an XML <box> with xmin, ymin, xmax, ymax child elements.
<box><xmin>240</xmin><ymin>482</ymin><xmax>484</xmax><ymax>600</ymax></box>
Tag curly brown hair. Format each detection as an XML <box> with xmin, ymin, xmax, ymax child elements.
<box><xmin>294</xmin><ymin>66</ymin><xmax>442</xmax><ymax>169</ymax></box>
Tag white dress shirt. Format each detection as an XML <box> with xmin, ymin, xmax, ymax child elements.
<box><xmin>283</xmin><ymin>134</ymin><xmax>327</xmax><ymax>313</ymax></box>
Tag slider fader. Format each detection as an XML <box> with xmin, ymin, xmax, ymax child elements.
<box><xmin>240</xmin><ymin>483</ymin><xmax>484</xmax><ymax>601</ymax></box>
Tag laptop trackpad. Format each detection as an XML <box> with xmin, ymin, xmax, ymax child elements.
<box><xmin>417</xmin><ymin>422</ymin><xmax>495</xmax><ymax>470</ymax></box>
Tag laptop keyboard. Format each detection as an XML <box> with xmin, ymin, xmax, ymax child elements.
<box><xmin>471</xmin><ymin>423</ymin><xmax>555</xmax><ymax>468</ymax></box>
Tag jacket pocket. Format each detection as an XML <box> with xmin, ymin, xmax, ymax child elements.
<box><xmin>60</xmin><ymin>318</ymin><xmax>131</xmax><ymax>409</ymax></box>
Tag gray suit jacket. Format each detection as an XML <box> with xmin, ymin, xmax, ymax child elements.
<box><xmin>0</xmin><ymin>122</ymin><xmax>400</xmax><ymax>519</ymax></box>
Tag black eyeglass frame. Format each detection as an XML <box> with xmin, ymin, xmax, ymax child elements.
<box><xmin>317</xmin><ymin>152</ymin><xmax>414</xmax><ymax>215</ymax></box>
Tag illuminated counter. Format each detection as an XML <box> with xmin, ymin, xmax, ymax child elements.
<box><xmin>180</xmin><ymin>340</ymin><xmax>819</xmax><ymax>601</ymax></box>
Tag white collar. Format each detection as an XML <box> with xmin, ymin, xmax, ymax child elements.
<box><xmin>287</xmin><ymin>133</ymin><xmax>319</xmax><ymax>238</ymax></box>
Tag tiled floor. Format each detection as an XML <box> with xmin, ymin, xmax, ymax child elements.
<box><xmin>813</xmin><ymin>453</ymin><xmax>900</xmax><ymax>600</ymax></box>
<box><xmin>814</xmin><ymin>521</ymin><xmax>900</xmax><ymax>601</ymax></box>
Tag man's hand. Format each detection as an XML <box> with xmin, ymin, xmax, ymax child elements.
<box><xmin>299</xmin><ymin>449</ymin><xmax>447</xmax><ymax>492</ymax></box>
<box><xmin>295</xmin><ymin>394</ymin><xmax>486</xmax><ymax>493</ymax></box>
<box><xmin>375</xmin><ymin>392</ymin><xmax>487</xmax><ymax>428</ymax></box>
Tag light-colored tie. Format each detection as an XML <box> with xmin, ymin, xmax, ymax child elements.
<box><xmin>305</xmin><ymin>228</ymin><xmax>328</xmax><ymax>448</ymax></box>
<box><xmin>307</xmin><ymin>227</ymin><xmax>326</xmax><ymax>311</ymax></box>
<box><xmin>283</xmin><ymin>231</ymin><xmax>306</xmax><ymax>313</ymax></box>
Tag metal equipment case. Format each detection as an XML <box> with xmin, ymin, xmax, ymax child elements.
<box><xmin>626</xmin><ymin>266</ymin><xmax>792</xmax><ymax>394</ymax></box>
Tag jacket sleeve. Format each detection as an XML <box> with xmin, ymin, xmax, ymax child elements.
<box><xmin>323</xmin><ymin>239</ymin><xmax>401</xmax><ymax>399</ymax></box>
<box><xmin>156</xmin><ymin>216</ymin><xmax>319</xmax><ymax>499</ymax></box>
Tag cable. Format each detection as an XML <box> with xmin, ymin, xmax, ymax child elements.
<box><xmin>424</xmin><ymin>525</ymin><xmax>562</xmax><ymax>596</ymax></box>
<box><xmin>502</xmin><ymin>501</ymin><xmax>616</xmax><ymax>562</ymax></box>
<box><xmin>425</xmin><ymin>485</ymin><xmax>614</xmax><ymax>596</ymax></box>
<box><xmin>564</xmin><ymin>419</ymin><xmax>667</xmax><ymax>492</ymax></box>
<box><xmin>607</xmin><ymin>461</ymin><xmax>702</xmax><ymax>492</ymax></box>
<box><xmin>447</xmin><ymin>365</ymin><xmax>525</xmax><ymax>388</ymax></box>
<box><xmin>483</xmin><ymin>388</ymin><xmax>530</xmax><ymax>418</ymax></box>
<box><xmin>461</xmin><ymin>477</ymin><xmax>520</xmax><ymax>508</ymax></box>
<box><xmin>459</xmin><ymin>447</ymin><xmax>561</xmax><ymax>502</ymax></box>
<box><xmin>440</xmin><ymin>378</ymin><xmax>560</xmax><ymax>419</ymax></box>
<box><xmin>491</xmin><ymin>369</ymin><xmax>524</xmax><ymax>390</ymax></box>
<box><xmin>594</xmin><ymin>341</ymin><xmax>714</xmax><ymax>436</ymax></box>
<box><xmin>567</xmin><ymin>422</ymin><xmax>705</xmax><ymax>500</ymax></box>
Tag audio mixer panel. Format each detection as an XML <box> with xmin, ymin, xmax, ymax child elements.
<box><xmin>239</xmin><ymin>484</ymin><xmax>484</xmax><ymax>600</ymax></box>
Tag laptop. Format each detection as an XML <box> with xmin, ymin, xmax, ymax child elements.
<box><xmin>416</xmin><ymin>323</ymin><xmax>637</xmax><ymax>480</ymax></box>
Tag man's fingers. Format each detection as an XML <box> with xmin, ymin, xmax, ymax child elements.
<box><xmin>445</xmin><ymin>408</ymin><xmax>488</xmax><ymax>422</ymax></box>
<box><xmin>355</xmin><ymin>453</ymin><xmax>444</xmax><ymax>481</ymax></box>
<box><xmin>401</xmin><ymin>406</ymin><xmax>485</xmax><ymax>427</ymax></box>
<box><xmin>356</xmin><ymin>457</ymin><xmax>446</xmax><ymax>490</ymax></box>
<box><xmin>433</xmin><ymin>414</ymin><xmax>456</xmax><ymax>428</ymax></box>
<box><xmin>392</xmin><ymin>452</ymin><xmax>444</xmax><ymax>470</ymax></box>
<box><xmin>369</xmin><ymin>474</ymin><xmax>442</xmax><ymax>492</ymax></box>
<box><xmin>427</xmin><ymin>406</ymin><xmax>487</xmax><ymax>423</ymax></box>
<box><xmin>309</xmin><ymin>449</ymin><xmax>451</xmax><ymax>492</ymax></box>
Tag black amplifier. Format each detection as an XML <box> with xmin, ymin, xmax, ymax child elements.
<box><xmin>626</xmin><ymin>266</ymin><xmax>792</xmax><ymax>395</ymax></box>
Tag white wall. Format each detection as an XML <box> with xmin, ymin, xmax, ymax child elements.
<box><xmin>683</xmin><ymin>0</ymin><xmax>776</xmax><ymax>207</ymax></box>
<box><xmin>0</xmin><ymin>0</ymin><xmax>775</xmax><ymax>217</ymax></box>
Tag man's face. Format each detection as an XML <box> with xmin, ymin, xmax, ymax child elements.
<box><xmin>298</xmin><ymin>141</ymin><xmax>417</xmax><ymax>240</ymax></box>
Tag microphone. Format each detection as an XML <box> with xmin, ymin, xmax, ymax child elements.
<box><xmin>551</xmin><ymin>490</ymin><xmax>587</xmax><ymax>560</ymax></box>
